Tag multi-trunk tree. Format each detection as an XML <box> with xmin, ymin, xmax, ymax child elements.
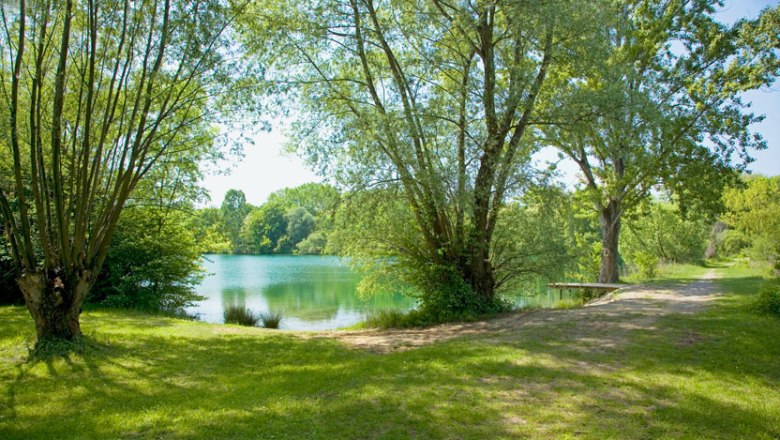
<box><xmin>545</xmin><ymin>1</ymin><xmax>780</xmax><ymax>282</ymax></box>
<box><xmin>0</xmin><ymin>0</ymin><xmax>235</xmax><ymax>343</ymax></box>
<box><xmin>240</xmin><ymin>0</ymin><xmax>597</xmax><ymax>315</ymax></box>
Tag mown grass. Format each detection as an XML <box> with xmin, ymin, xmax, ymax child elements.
<box><xmin>622</xmin><ymin>261</ymin><xmax>713</xmax><ymax>284</ymax></box>
<box><xmin>1</xmin><ymin>262</ymin><xmax>778</xmax><ymax>439</ymax></box>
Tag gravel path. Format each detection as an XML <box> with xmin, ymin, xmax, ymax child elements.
<box><xmin>309</xmin><ymin>270</ymin><xmax>721</xmax><ymax>353</ymax></box>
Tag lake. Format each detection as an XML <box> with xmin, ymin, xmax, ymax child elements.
<box><xmin>191</xmin><ymin>254</ymin><xmax>573</xmax><ymax>330</ymax></box>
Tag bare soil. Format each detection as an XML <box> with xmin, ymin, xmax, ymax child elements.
<box><xmin>307</xmin><ymin>270</ymin><xmax>720</xmax><ymax>353</ymax></box>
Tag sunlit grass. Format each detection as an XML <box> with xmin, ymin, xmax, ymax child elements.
<box><xmin>0</xmin><ymin>261</ymin><xmax>778</xmax><ymax>439</ymax></box>
<box><xmin>552</xmin><ymin>298</ymin><xmax>581</xmax><ymax>309</ymax></box>
<box><xmin>623</xmin><ymin>261</ymin><xmax>711</xmax><ymax>284</ymax></box>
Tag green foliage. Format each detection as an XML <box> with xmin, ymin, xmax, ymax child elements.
<box><xmin>267</xmin><ymin>183</ymin><xmax>341</xmax><ymax>219</ymax></box>
<box><xmin>361</xmin><ymin>304</ymin><xmax>507</xmax><ymax>330</ymax></box>
<box><xmin>551</xmin><ymin>288</ymin><xmax>600</xmax><ymax>309</ymax></box>
<box><xmin>621</xmin><ymin>262</ymin><xmax>711</xmax><ymax>285</ymax></box>
<box><xmin>295</xmin><ymin>232</ymin><xmax>327</xmax><ymax>255</ymax></box>
<box><xmin>570</xmin><ymin>240</ymin><xmax>603</xmax><ymax>283</ymax></box>
<box><xmin>755</xmin><ymin>281</ymin><xmax>780</xmax><ymax>318</ymax></box>
<box><xmin>223</xmin><ymin>306</ymin><xmax>259</xmax><ymax>326</ymax></box>
<box><xmin>361</xmin><ymin>309</ymin><xmax>411</xmax><ymax>329</ymax></box>
<box><xmin>268</xmin><ymin>183</ymin><xmax>340</xmax><ymax>254</ymax></box>
<box><xmin>328</xmin><ymin>189</ymin><xmax>423</xmax><ymax>294</ymax></box>
<box><xmin>239</xmin><ymin>0</ymin><xmax>601</xmax><ymax>315</ymax></box>
<box><xmin>239</xmin><ymin>202</ymin><xmax>288</xmax><ymax>254</ymax></box>
<box><xmin>259</xmin><ymin>311</ymin><xmax>284</xmax><ymax>329</ymax></box>
<box><xmin>631</xmin><ymin>251</ymin><xmax>659</xmax><ymax>279</ymax></box>
<box><xmin>197</xmin><ymin>184</ymin><xmax>340</xmax><ymax>256</ymax></box>
<box><xmin>285</xmin><ymin>207</ymin><xmax>316</xmax><ymax>247</ymax></box>
<box><xmin>551</xmin><ymin>189</ymin><xmax>602</xmax><ymax>283</ymax></box>
<box><xmin>191</xmin><ymin>208</ymin><xmax>232</xmax><ymax>254</ymax></box>
<box><xmin>357</xmin><ymin>259</ymin><xmax>510</xmax><ymax>326</ymax></box>
<box><xmin>543</xmin><ymin>2</ymin><xmax>778</xmax><ymax>282</ymax></box>
<box><xmin>27</xmin><ymin>335</ymin><xmax>91</xmax><ymax>361</ymax></box>
<box><xmin>334</xmin><ymin>185</ymin><xmax>574</xmax><ymax>321</ymax></box>
<box><xmin>412</xmin><ymin>264</ymin><xmax>513</xmax><ymax>324</ymax></box>
<box><xmin>330</xmin><ymin>189</ymin><xmax>511</xmax><ymax>321</ymax></box>
<box><xmin>0</xmin><ymin>0</ymin><xmax>239</xmax><ymax>342</ymax></box>
<box><xmin>3</xmin><ymin>262</ymin><xmax>780</xmax><ymax>439</ymax></box>
<box><xmin>90</xmin><ymin>207</ymin><xmax>205</xmax><ymax>314</ymax></box>
<box><xmin>722</xmin><ymin>175</ymin><xmax>780</xmax><ymax>268</ymax></box>
<box><xmin>492</xmin><ymin>187</ymin><xmax>573</xmax><ymax>290</ymax></box>
<box><xmin>553</xmin><ymin>299</ymin><xmax>581</xmax><ymax>310</ymax></box>
<box><xmin>621</xmin><ymin>201</ymin><xmax>710</xmax><ymax>275</ymax></box>
<box><xmin>719</xmin><ymin>229</ymin><xmax>750</xmax><ymax>256</ymax></box>
<box><xmin>221</xmin><ymin>190</ymin><xmax>252</xmax><ymax>253</ymax></box>
<box><xmin>577</xmin><ymin>288</ymin><xmax>601</xmax><ymax>303</ymax></box>
<box><xmin>326</xmin><ymin>189</ymin><xmax>415</xmax><ymax>261</ymax></box>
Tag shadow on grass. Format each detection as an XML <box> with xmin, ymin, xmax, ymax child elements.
<box><xmin>1</xmin><ymin>269</ymin><xmax>779</xmax><ymax>439</ymax></box>
<box><xmin>27</xmin><ymin>336</ymin><xmax>102</xmax><ymax>362</ymax></box>
<box><xmin>3</xmin><ymin>332</ymin><xmax>470</xmax><ymax>439</ymax></box>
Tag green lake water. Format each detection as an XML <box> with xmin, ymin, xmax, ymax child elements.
<box><xmin>191</xmin><ymin>254</ymin><xmax>574</xmax><ymax>330</ymax></box>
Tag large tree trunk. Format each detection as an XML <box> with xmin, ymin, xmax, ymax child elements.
<box><xmin>599</xmin><ymin>202</ymin><xmax>622</xmax><ymax>283</ymax></box>
<box><xmin>17</xmin><ymin>270</ymin><xmax>91</xmax><ymax>342</ymax></box>
<box><xmin>468</xmin><ymin>178</ymin><xmax>498</xmax><ymax>303</ymax></box>
<box><xmin>466</xmin><ymin>251</ymin><xmax>496</xmax><ymax>302</ymax></box>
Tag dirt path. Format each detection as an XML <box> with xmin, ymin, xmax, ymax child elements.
<box><xmin>310</xmin><ymin>269</ymin><xmax>721</xmax><ymax>353</ymax></box>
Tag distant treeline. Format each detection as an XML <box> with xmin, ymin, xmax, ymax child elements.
<box><xmin>194</xmin><ymin>183</ymin><xmax>340</xmax><ymax>255</ymax></box>
<box><xmin>193</xmin><ymin>175</ymin><xmax>779</xmax><ymax>280</ymax></box>
<box><xmin>2</xmin><ymin>176</ymin><xmax>778</xmax><ymax>313</ymax></box>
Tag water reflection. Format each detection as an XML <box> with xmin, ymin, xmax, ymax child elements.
<box><xmin>191</xmin><ymin>255</ymin><xmax>417</xmax><ymax>330</ymax></box>
<box><xmin>191</xmin><ymin>254</ymin><xmax>577</xmax><ymax>330</ymax></box>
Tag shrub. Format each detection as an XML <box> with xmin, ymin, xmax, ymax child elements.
<box><xmin>755</xmin><ymin>282</ymin><xmax>780</xmax><ymax>318</ymax></box>
<box><xmin>632</xmin><ymin>251</ymin><xmax>659</xmax><ymax>279</ymax></box>
<box><xmin>90</xmin><ymin>207</ymin><xmax>204</xmax><ymax>314</ymax></box>
<box><xmin>259</xmin><ymin>311</ymin><xmax>283</xmax><ymax>329</ymax></box>
<box><xmin>411</xmin><ymin>264</ymin><xmax>513</xmax><ymax>323</ymax></box>
<box><xmin>223</xmin><ymin>306</ymin><xmax>259</xmax><ymax>326</ymax></box>
<box><xmin>361</xmin><ymin>304</ymin><xmax>508</xmax><ymax>329</ymax></box>
<box><xmin>621</xmin><ymin>202</ymin><xmax>709</xmax><ymax>266</ymax></box>
<box><xmin>363</xmin><ymin>309</ymin><xmax>411</xmax><ymax>329</ymax></box>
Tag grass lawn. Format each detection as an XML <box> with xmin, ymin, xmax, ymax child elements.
<box><xmin>1</xmin><ymin>262</ymin><xmax>779</xmax><ymax>439</ymax></box>
<box><xmin>621</xmin><ymin>261</ymin><xmax>713</xmax><ymax>284</ymax></box>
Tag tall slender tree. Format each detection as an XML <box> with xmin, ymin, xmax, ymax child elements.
<box><xmin>545</xmin><ymin>1</ymin><xmax>779</xmax><ymax>282</ymax></box>
<box><xmin>221</xmin><ymin>189</ymin><xmax>251</xmax><ymax>252</ymax></box>
<box><xmin>0</xmin><ymin>0</ymin><xmax>236</xmax><ymax>343</ymax></box>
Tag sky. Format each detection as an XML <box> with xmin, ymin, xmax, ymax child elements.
<box><xmin>200</xmin><ymin>0</ymin><xmax>780</xmax><ymax>208</ymax></box>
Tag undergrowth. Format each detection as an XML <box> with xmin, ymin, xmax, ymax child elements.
<box><xmin>259</xmin><ymin>311</ymin><xmax>283</xmax><ymax>329</ymax></box>
<box><xmin>755</xmin><ymin>280</ymin><xmax>780</xmax><ymax>318</ymax></box>
<box><xmin>223</xmin><ymin>306</ymin><xmax>259</xmax><ymax>326</ymax></box>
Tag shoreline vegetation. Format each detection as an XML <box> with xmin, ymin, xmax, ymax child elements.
<box><xmin>1</xmin><ymin>260</ymin><xmax>778</xmax><ymax>439</ymax></box>
<box><xmin>50</xmin><ymin>261</ymin><xmax>777</xmax><ymax>331</ymax></box>
<box><xmin>0</xmin><ymin>2</ymin><xmax>777</xmax><ymax>437</ymax></box>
